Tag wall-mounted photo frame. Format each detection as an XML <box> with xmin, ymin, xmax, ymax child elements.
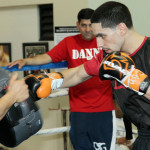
<box><xmin>0</xmin><ymin>43</ymin><xmax>11</xmax><ymax>67</ymax></box>
<box><xmin>23</xmin><ymin>42</ymin><xmax>49</xmax><ymax>76</ymax></box>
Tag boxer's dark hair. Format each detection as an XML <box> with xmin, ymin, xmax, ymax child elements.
<box><xmin>91</xmin><ymin>1</ymin><xmax>133</xmax><ymax>29</ymax></box>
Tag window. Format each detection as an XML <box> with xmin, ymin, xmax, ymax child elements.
<box><xmin>39</xmin><ymin>4</ymin><xmax>54</xmax><ymax>41</ymax></box>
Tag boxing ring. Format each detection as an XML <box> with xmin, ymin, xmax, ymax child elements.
<box><xmin>1</xmin><ymin>62</ymin><xmax>138</xmax><ymax>150</ymax></box>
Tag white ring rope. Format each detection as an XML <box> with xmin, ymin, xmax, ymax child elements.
<box><xmin>35</xmin><ymin>126</ymin><xmax>70</xmax><ymax>136</ymax></box>
<box><xmin>117</xmin><ymin>128</ymin><xmax>138</xmax><ymax>135</ymax></box>
<box><xmin>35</xmin><ymin>126</ymin><xmax>137</xmax><ymax>136</ymax></box>
<box><xmin>48</xmin><ymin>88</ymin><xmax>69</xmax><ymax>98</ymax></box>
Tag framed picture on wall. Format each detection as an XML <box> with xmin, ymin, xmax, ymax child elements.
<box><xmin>0</xmin><ymin>43</ymin><xmax>11</xmax><ymax>67</ymax></box>
<box><xmin>23</xmin><ymin>42</ymin><xmax>49</xmax><ymax>76</ymax></box>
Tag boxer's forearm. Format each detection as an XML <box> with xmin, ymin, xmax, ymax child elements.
<box><xmin>61</xmin><ymin>64</ymin><xmax>91</xmax><ymax>88</ymax></box>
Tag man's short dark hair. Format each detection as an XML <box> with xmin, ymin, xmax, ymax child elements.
<box><xmin>77</xmin><ymin>8</ymin><xmax>94</xmax><ymax>23</ymax></box>
<box><xmin>91</xmin><ymin>1</ymin><xmax>133</xmax><ymax>29</ymax></box>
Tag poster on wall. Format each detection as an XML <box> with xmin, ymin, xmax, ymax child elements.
<box><xmin>23</xmin><ymin>42</ymin><xmax>49</xmax><ymax>76</ymax></box>
<box><xmin>54</xmin><ymin>26</ymin><xmax>79</xmax><ymax>46</ymax></box>
<box><xmin>0</xmin><ymin>43</ymin><xmax>11</xmax><ymax>67</ymax></box>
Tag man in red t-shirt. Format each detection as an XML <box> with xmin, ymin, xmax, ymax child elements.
<box><xmin>8</xmin><ymin>9</ymin><xmax>115</xmax><ymax>150</ymax></box>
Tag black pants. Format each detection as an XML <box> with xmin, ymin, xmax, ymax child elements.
<box><xmin>69</xmin><ymin>111</ymin><xmax>116</xmax><ymax>150</ymax></box>
<box><xmin>132</xmin><ymin>130</ymin><xmax>150</xmax><ymax>150</ymax></box>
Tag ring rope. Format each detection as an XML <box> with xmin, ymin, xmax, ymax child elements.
<box><xmin>117</xmin><ymin>128</ymin><xmax>137</xmax><ymax>135</ymax></box>
<box><xmin>35</xmin><ymin>126</ymin><xmax>137</xmax><ymax>136</ymax></box>
<box><xmin>1</xmin><ymin>61</ymin><xmax>68</xmax><ymax>72</ymax></box>
<box><xmin>35</xmin><ymin>126</ymin><xmax>70</xmax><ymax>136</ymax></box>
<box><xmin>48</xmin><ymin>88</ymin><xmax>69</xmax><ymax>98</ymax></box>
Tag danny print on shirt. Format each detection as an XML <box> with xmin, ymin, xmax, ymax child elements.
<box><xmin>72</xmin><ymin>48</ymin><xmax>101</xmax><ymax>60</ymax></box>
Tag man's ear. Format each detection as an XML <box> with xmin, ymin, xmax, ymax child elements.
<box><xmin>76</xmin><ymin>21</ymin><xmax>80</xmax><ymax>29</ymax></box>
<box><xmin>116</xmin><ymin>23</ymin><xmax>127</xmax><ymax>36</ymax></box>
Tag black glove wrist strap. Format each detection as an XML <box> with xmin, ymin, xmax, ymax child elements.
<box><xmin>139</xmin><ymin>77</ymin><xmax>150</xmax><ymax>94</ymax></box>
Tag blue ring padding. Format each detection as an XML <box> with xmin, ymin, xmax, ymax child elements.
<box><xmin>1</xmin><ymin>61</ymin><xmax>68</xmax><ymax>72</ymax></box>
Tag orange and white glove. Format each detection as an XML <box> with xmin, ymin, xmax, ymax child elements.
<box><xmin>99</xmin><ymin>52</ymin><xmax>150</xmax><ymax>95</ymax></box>
<box><xmin>122</xmin><ymin>68</ymin><xmax>150</xmax><ymax>95</ymax></box>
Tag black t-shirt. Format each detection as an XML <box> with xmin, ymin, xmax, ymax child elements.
<box><xmin>112</xmin><ymin>37</ymin><xmax>150</xmax><ymax>129</ymax></box>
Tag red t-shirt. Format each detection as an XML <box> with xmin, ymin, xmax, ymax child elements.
<box><xmin>47</xmin><ymin>34</ymin><xmax>114</xmax><ymax>112</ymax></box>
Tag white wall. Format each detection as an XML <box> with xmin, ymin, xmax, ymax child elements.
<box><xmin>0</xmin><ymin>0</ymin><xmax>52</xmax><ymax>7</ymax></box>
<box><xmin>88</xmin><ymin>0</ymin><xmax>150</xmax><ymax>36</ymax></box>
<box><xmin>0</xmin><ymin>6</ymin><xmax>39</xmax><ymax>60</ymax></box>
<box><xmin>53</xmin><ymin>0</ymin><xmax>88</xmax><ymax>26</ymax></box>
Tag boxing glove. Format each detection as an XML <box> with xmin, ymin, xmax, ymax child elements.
<box><xmin>99</xmin><ymin>52</ymin><xmax>150</xmax><ymax>95</ymax></box>
<box><xmin>25</xmin><ymin>72</ymin><xmax>64</xmax><ymax>100</ymax></box>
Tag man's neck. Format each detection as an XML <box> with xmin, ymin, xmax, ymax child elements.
<box><xmin>121</xmin><ymin>29</ymin><xmax>145</xmax><ymax>55</ymax></box>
